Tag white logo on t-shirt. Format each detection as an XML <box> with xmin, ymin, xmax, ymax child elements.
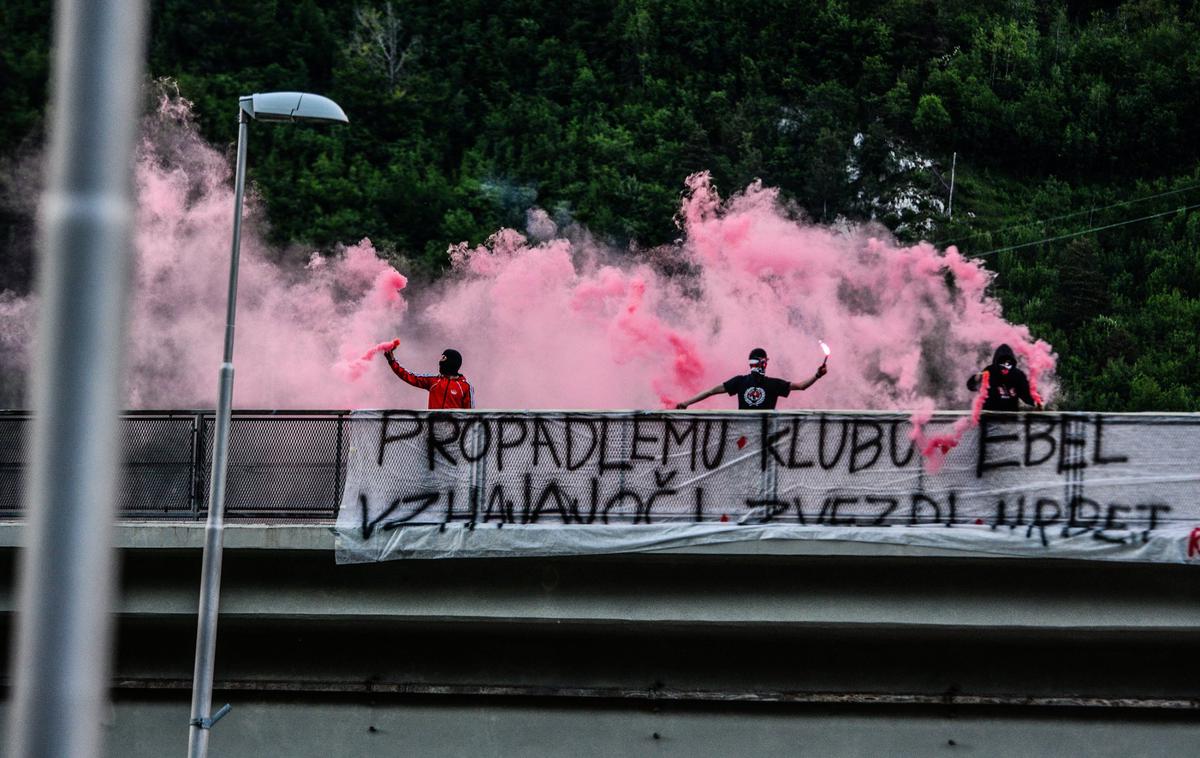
<box><xmin>744</xmin><ymin>386</ymin><xmax>766</xmax><ymax>407</ymax></box>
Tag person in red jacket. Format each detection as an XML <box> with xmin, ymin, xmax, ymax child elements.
<box><xmin>382</xmin><ymin>347</ymin><xmax>475</xmax><ymax>409</ymax></box>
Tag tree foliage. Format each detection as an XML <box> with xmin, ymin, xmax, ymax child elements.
<box><xmin>2</xmin><ymin>0</ymin><xmax>1200</xmax><ymax>409</ymax></box>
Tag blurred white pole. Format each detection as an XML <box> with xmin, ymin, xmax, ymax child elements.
<box><xmin>5</xmin><ymin>0</ymin><xmax>147</xmax><ymax>756</ymax></box>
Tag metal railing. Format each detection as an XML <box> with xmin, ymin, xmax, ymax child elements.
<box><xmin>0</xmin><ymin>410</ymin><xmax>351</xmax><ymax>520</ymax></box>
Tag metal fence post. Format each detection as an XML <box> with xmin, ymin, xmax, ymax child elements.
<box><xmin>333</xmin><ymin>412</ymin><xmax>344</xmax><ymax>517</ymax></box>
<box><xmin>189</xmin><ymin>412</ymin><xmax>202</xmax><ymax>519</ymax></box>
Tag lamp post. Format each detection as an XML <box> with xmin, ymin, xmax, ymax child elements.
<box><xmin>188</xmin><ymin>92</ymin><xmax>347</xmax><ymax>758</ymax></box>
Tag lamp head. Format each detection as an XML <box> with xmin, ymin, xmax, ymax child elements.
<box><xmin>239</xmin><ymin>92</ymin><xmax>348</xmax><ymax>124</ymax></box>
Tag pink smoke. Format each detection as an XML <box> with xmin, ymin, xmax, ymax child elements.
<box><xmin>909</xmin><ymin>371</ymin><xmax>990</xmax><ymax>472</ymax></box>
<box><xmin>337</xmin><ymin>338</ymin><xmax>401</xmax><ymax>382</ymax></box>
<box><xmin>1</xmin><ymin>94</ymin><xmax>1056</xmax><ymax>412</ymax></box>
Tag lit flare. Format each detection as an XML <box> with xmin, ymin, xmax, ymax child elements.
<box><xmin>337</xmin><ymin>338</ymin><xmax>401</xmax><ymax>382</ymax></box>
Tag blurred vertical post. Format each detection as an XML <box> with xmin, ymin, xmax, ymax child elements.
<box><xmin>5</xmin><ymin>0</ymin><xmax>148</xmax><ymax>756</ymax></box>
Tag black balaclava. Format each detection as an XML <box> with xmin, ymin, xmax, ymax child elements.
<box><xmin>748</xmin><ymin>347</ymin><xmax>768</xmax><ymax>374</ymax></box>
<box><xmin>439</xmin><ymin>349</ymin><xmax>462</xmax><ymax>376</ymax></box>
<box><xmin>992</xmin><ymin>344</ymin><xmax>1016</xmax><ymax>375</ymax></box>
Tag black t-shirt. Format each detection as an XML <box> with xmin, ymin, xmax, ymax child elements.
<box><xmin>723</xmin><ymin>372</ymin><xmax>792</xmax><ymax>409</ymax></box>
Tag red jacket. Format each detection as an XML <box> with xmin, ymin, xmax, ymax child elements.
<box><xmin>387</xmin><ymin>359</ymin><xmax>474</xmax><ymax>409</ymax></box>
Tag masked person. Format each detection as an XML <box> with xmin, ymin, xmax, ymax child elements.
<box><xmin>383</xmin><ymin>347</ymin><xmax>475</xmax><ymax>409</ymax></box>
<box><xmin>967</xmin><ymin>343</ymin><xmax>1042</xmax><ymax>411</ymax></box>
<box><xmin>675</xmin><ymin>347</ymin><xmax>827</xmax><ymax>410</ymax></box>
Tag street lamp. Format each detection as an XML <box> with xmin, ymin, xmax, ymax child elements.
<box><xmin>187</xmin><ymin>92</ymin><xmax>348</xmax><ymax>758</ymax></box>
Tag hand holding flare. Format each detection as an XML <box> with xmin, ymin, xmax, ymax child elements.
<box><xmin>374</xmin><ymin>338</ymin><xmax>401</xmax><ymax>363</ymax></box>
<box><xmin>336</xmin><ymin>338</ymin><xmax>401</xmax><ymax>382</ymax></box>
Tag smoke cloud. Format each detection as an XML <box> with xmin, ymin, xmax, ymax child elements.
<box><xmin>0</xmin><ymin>93</ymin><xmax>1056</xmax><ymax>411</ymax></box>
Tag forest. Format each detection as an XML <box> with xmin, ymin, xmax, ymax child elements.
<box><xmin>2</xmin><ymin>0</ymin><xmax>1199</xmax><ymax>410</ymax></box>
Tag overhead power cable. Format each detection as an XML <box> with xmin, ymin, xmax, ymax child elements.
<box><xmin>970</xmin><ymin>201</ymin><xmax>1200</xmax><ymax>258</ymax></box>
<box><xmin>937</xmin><ymin>181</ymin><xmax>1200</xmax><ymax>247</ymax></box>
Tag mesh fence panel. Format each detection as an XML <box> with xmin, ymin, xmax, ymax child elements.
<box><xmin>0</xmin><ymin>411</ymin><xmax>348</xmax><ymax>521</ymax></box>
<box><xmin>198</xmin><ymin>413</ymin><xmax>347</xmax><ymax>520</ymax></box>
<box><xmin>0</xmin><ymin>414</ymin><xmax>28</xmax><ymax>517</ymax></box>
<box><xmin>119</xmin><ymin>415</ymin><xmax>196</xmax><ymax>517</ymax></box>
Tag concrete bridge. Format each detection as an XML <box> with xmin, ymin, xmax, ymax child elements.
<box><xmin>0</xmin><ymin>411</ymin><xmax>1197</xmax><ymax>756</ymax></box>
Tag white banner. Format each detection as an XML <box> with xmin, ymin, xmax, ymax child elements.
<box><xmin>334</xmin><ymin>411</ymin><xmax>1200</xmax><ymax>564</ymax></box>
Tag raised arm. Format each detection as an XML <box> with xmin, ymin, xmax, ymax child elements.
<box><xmin>383</xmin><ymin>349</ymin><xmax>436</xmax><ymax>390</ymax></box>
<box><xmin>789</xmin><ymin>362</ymin><xmax>828</xmax><ymax>391</ymax></box>
<box><xmin>675</xmin><ymin>384</ymin><xmax>726</xmax><ymax>410</ymax></box>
